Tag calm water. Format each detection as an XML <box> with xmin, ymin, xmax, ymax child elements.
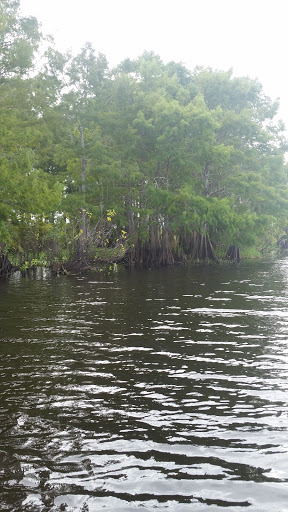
<box><xmin>1</xmin><ymin>260</ymin><xmax>288</xmax><ymax>511</ymax></box>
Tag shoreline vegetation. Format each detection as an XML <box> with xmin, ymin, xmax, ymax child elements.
<box><xmin>1</xmin><ymin>243</ymin><xmax>287</xmax><ymax>279</ymax></box>
<box><xmin>1</xmin><ymin>1</ymin><xmax>288</xmax><ymax>277</ymax></box>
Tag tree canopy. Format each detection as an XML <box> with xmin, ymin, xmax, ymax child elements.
<box><xmin>1</xmin><ymin>1</ymin><xmax>288</xmax><ymax>273</ymax></box>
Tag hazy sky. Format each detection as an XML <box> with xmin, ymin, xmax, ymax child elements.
<box><xmin>20</xmin><ymin>0</ymin><xmax>287</xmax><ymax>127</ymax></box>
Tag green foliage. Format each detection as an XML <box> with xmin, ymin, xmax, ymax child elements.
<box><xmin>0</xmin><ymin>0</ymin><xmax>40</xmax><ymax>79</ymax></box>
<box><xmin>0</xmin><ymin>5</ymin><xmax>287</xmax><ymax>269</ymax></box>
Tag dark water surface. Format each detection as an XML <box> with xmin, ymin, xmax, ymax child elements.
<box><xmin>1</xmin><ymin>260</ymin><xmax>288</xmax><ymax>511</ymax></box>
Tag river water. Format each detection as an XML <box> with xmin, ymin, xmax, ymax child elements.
<box><xmin>1</xmin><ymin>260</ymin><xmax>288</xmax><ymax>511</ymax></box>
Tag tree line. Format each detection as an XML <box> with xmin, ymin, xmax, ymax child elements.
<box><xmin>1</xmin><ymin>0</ymin><xmax>288</xmax><ymax>275</ymax></box>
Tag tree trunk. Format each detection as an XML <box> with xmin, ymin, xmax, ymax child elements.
<box><xmin>77</xmin><ymin>124</ymin><xmax>87</xmax><ymax>264</ymax></box>
<box><xmin>203</xmin><ymin>161</ymin><xmax>211</xmax><ymax>196</ymax></box>
<box><xmin>0</xmin><ymin>244</ymin><xmax>14</xmax><ymax>277</ymax></box>
<box><xmin>189</xmin><ymin>231</ymin><xmax>218</xmax><ymax>262</ymax></box>
<box><xmin>225</xmin><ymin>246</ymin><xmax>241</xmax><ymax>262</ymax></box>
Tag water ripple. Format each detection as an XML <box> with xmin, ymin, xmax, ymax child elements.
<box><xmin>2</xmin><ymin>261</ymin><xmax>288</xmax><ymax>510</ymax></box>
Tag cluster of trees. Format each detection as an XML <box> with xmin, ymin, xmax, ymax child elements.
<box><xmin>1</xmin><ymin>0</ymin><xmax>288</xmax><ymax>274</ymax></box>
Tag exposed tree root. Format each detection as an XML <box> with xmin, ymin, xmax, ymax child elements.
<box><xmin>0</xmin><ymin>246</ymin><xmax>14</xmax><ymax>277</ymax></box>
<box><xmin>189</xmin><ymin>232</ymin><xmax>219</xmax><ymax>262</ymax></box>
<box><xmin>225</xmin><ymin>245</ymin><xmax>241</xmax><ymax>262</ymax></box>
<box><xmin>128</xmin><ymin>230</ymin><xmax>179</xmax><ymax>268</ymax></box>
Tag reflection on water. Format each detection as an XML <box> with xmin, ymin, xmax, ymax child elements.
<box><xmin>1</xmin><ymin>260</ymin><xmax>288</xmax><ymax>511</ymax></box>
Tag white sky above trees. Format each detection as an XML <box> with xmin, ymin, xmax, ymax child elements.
<box><xmin>20</xmin><ymin>0</ymin><xmax>287</xmax><ymax>130</ymax></box>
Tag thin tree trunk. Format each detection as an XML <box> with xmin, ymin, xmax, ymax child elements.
<box><xmin>77</xmin><ymin>124</ymin><xmax>87</xmax><ymax>263</ymax></box>
<box><xmin>203</xmin><ymin>161</ymin><xmax>210</xmax><ymax>196</ymax></box>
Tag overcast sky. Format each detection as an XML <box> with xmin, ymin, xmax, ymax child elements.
<box><xmin>20</xmin><ymin>0</ymin><xmax>287</xmax><ymax>128</ymax></box>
